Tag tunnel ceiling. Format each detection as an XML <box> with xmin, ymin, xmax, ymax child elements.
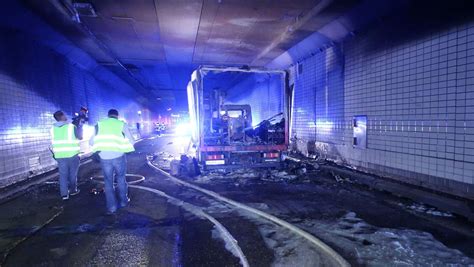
<box><xmin>20</xmin><ymin>0</ymin><xmax>400</xmax><ymax>110</ymax></box>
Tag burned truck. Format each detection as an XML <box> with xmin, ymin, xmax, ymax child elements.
<box><xmin>187</xmin><ymin>66</ymin><xmax>291</xmax><ymax>168</ymax></box>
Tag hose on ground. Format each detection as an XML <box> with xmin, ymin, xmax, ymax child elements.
<box><xmin>147</xmin><ymin>158</ymin><xmax>350</xmax><ymax>267</ymax></box>
<box><xmin>1</xmin><ymin>208</ymin><xmax>63</xmax><ymax>265</ymax></box>
<box><xmin>90</xmin><ymin>174</ymin><xmax>145</xmax><ymax>185</ymax></box>
<box><xmin>89</xmin><ymin>173</ymin><xmax>249</xmax><ymax>267</ymax></box>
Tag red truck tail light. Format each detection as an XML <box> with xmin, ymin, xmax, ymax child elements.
<box><xmin>206</xmin><ymin>154</ymin><xmax>224</xmax><ymax>160</ymax></box>
<box><xmin>263</xmin><ymin>152</ymin><xmax>279</xmax><ymax>159</ymax></box>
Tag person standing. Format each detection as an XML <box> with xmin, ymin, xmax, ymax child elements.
<box><xmin>91</xmin><ymin>109</ymin><xmax>135</xmax><ymax>215</ymax></box>
<box><xmin>50</xmin><ymin>110</ymin><xmax>83</xmax><ymax>200</ymax></box>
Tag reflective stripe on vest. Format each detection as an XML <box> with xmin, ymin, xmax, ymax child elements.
<box><xmin>51</xmin><ymin>124</ymin><xmax>80</xmax><ymax>158</ymax></box>
<box><xmin>92</xmin><ymin>118</ymin><xmax>135</xmax><ymax>153</ymax></box>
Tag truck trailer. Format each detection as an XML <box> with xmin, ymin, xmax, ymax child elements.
<box><xmin>187</xmin><ymin>66</ymin><xmax>291</xmax><ymax>169</ymax></box>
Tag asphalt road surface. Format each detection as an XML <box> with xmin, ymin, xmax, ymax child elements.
<box><xmin>0</xmin><ymin>134</ymin><xmax>473</xmax><ymax>266</ymax></box>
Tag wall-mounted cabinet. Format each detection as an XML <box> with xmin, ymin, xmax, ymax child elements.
<box><xmin>353</xmin><ymin>115</ymin><xmax>367</xmax><ymax>149</ymax></box>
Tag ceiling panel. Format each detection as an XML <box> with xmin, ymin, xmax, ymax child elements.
<box><xmin>84</xmin><ymin>0</ymin><xmax>157</xmax><ymax>23</ymax></box>
<box><xmin>21</xmin><ymin>0</ymin><xmax>397</xmax><ymax>110</ymax></box>
<box><xmin>193</xmin><ymin>1</ymin><xmax>307</xmax><ymax>64</ymax></box>
<box><xmin>154</xmin><ymin>0</ymin><xmax>203</xmax><ymax>64</ymax></box>
<box><xmin>80</xmin><ymin>16</ymin><xmax>166</xmax><ymax>61</ymax></box>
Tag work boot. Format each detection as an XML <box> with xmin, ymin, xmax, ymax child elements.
<box><xmin>119</xmin><ymin>197</ymin><xmax>131</xmax><ymax>209</ymax></box>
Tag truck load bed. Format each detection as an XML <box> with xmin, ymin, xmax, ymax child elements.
<box><xmin>187</xmin><ymin>66</ymin><xmax>291</xmax><ymax>168</ymax></box>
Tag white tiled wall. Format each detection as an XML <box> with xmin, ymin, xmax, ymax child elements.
<box><xmin>343</xmin><ymin>21</ymin><xmax>474</xmax><ymax>186</ymax></box>
<box><xmin>0</xmin><ymin>30</ymin><xmax>150</xmax><ymax>187</ymax></box>
<box><xmin>291</xmin><ymin>18</ymin><xmax>474</xmax><ymax>197</ymax></box>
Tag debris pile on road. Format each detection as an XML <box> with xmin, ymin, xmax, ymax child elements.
<box><xmin>261</xmin><ymin>170</ymin><xmax>297</xmax><ymax>182</ymax></box>
<box><xmin>150</xmin><ymin>151</ymin><xmax>176</xmax><ymax>171</ymax></box>
<box><xmin>195</xmin><ymin>167</ymin><xmax>312</xmax><ymax>184</ymax></box>
<box><xmin>330</xmin><ymin>171</ymin><xmax>354</xmax><ymax>184</ymax></box>
<box><xmin>150</xmin><ymin>150</ymin><xmax>325</xmax><ymax>183</ymax></box>
<box><xmin>397</xmin><ymin>202</ymin><xmax>454</xmax><ymax>217</ymax></box>
<box><xmin>195</xmin><ymin>168</ymin><xmax>262</xmax><ymax>184</ymax></box>
<box><xmin>174</xmin><ymin>155</ymin><xmax>200</xmax><ymax>177</ymax></box>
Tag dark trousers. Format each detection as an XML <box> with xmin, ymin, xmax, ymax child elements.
<box><xmin>100</xmin><ymin>155</ymin><xmax>128</xmax><ymax>213</ymax></box>
<box><xmin>57</xmin><ymin>155</ymin><xmax>80</xmax><ymax>197</ymax></box>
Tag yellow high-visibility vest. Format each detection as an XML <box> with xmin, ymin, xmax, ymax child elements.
<box><xmin>92</xmin><ymin>118</ymin><xmax>134</xmax><ymax>153</ymax></box>
<box><xmin>51</xmin><ymin>124</ymin><xmax>80</xmax><ymax>158</ymax></box>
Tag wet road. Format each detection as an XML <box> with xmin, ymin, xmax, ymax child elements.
<box><xmin>147</xmin><ymin>136</ymin><xmax>474</xmax><ymax>266</ymax></box>
<box><xmin>0</xmin><ymin>134</ymin><xmax>473</xmax><ymax>266</ymax></box>
<box><xmin>0</xmin><ymin>136</ymin><xmax>280</xmax><ymax>267</ymax></box>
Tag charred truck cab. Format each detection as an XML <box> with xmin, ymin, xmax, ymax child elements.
<box><xmin>187</xmin><ymin>66</ymin><xmax>291</xmax><ymax>169</ymax></box>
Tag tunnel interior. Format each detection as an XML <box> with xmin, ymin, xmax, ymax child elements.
<box><xmin>0</xmin><ymin>0</ymin><xmax>473</xmax><ymax>202</ymax></box>
<box><xmin>1</xmin><ymin>0</ymin><xmax>474</xmax><ymax>266</ymax></box>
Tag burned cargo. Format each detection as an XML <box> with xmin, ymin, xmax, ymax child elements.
<box><xmin>187</xmin><ymin>67</ymin><xmax>291</xmax><ymax>168</ymax></box>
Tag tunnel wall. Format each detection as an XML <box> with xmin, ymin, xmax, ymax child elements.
<box><xmin>0</xmin><ymin>28</ymin><xmax>151</xmax><ymax>187</ymax></box>
<box><xmin>291</xmin><ymin>20</ymin><xmax>474</xmax><ymax>198</ymax></box>
<box><xmin>291</xmin><ymin>46</ymin><xmax>345</xmax><ymax>154</ymax></box>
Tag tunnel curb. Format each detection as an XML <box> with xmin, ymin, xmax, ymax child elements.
<box><xmin>321</xmin><ymin>164</ymin><xmax>474</xmax><ymax>222</ymax></box>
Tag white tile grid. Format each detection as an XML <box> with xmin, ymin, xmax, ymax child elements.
<box><xmin>292</xmin><ymin>20</ymin><xmax>474</xmax><ymax>185</ymax></box>
<box><xmin>292</xmin><ymin>54</ymin><xmax>317</xmax><ymax>141</ymax></box>
<box><xmin>0</xmin><ymin>38</ymin><xmax>149</xmax><ymax>184</ymax></box>
<box><xmin>343</xmin><ymin>22</ymin><xmax>474</xmax><ymax>185</ymax></box>
<box><xmin>292</xmin><ymin>47</ymin><xmax>346</xmax><ymax>145</ymax></box>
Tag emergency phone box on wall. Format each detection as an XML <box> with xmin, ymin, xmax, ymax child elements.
<box><xmin>353</xmin><ymin>115</ymin><xmax>367</xmax><ymax>149</ymax></box>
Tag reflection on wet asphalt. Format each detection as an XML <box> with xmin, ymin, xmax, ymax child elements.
<box><xmin>145</xmin><ymin>136</ymin><xmax>474</xmax><ymax>266</ymax></box>
<box><xmin>0</xmin><ymin>135</ymin><xmax>473</xmax><ymax>266</ymax></box>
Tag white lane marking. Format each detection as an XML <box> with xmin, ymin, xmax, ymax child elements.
<box><xmin>147</xmin><ymin>160</ymin><xmax>350</xmax><ymax>267</ymax></box>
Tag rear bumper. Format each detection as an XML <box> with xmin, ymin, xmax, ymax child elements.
<box><xmin>199</xmin><ymin>144</ymin><xmax>287</xmax><ymax>152</ymax></box>
<box><xmin>200</xmin><ymin>145</ymin><xmax>286</xmax><ymax>168</ymax></box>
<box><xmin>204</xmin><ymin>161</ymin><xmax>282</xmax><ymax>169</ymax></box>
<box><xmin>205</xmin><ymin>160</ymin><xmax>226</xmax><ymax>166</ymax></box>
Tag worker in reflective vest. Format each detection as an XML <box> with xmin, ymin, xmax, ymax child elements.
<box><xmin>91</xmin><ymin>109</ymin><xmax>135</xmax><ymax>215</ymax></box>
<box><xmin>51</xmin><ymin>110</ymin><xmax>83</xmax><ymax>200</ymax></box>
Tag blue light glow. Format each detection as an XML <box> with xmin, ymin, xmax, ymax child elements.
<box><xmin>316</xmin><ymin>120</ymin><xmax>334</xmax><ymax>134</ymax></box>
